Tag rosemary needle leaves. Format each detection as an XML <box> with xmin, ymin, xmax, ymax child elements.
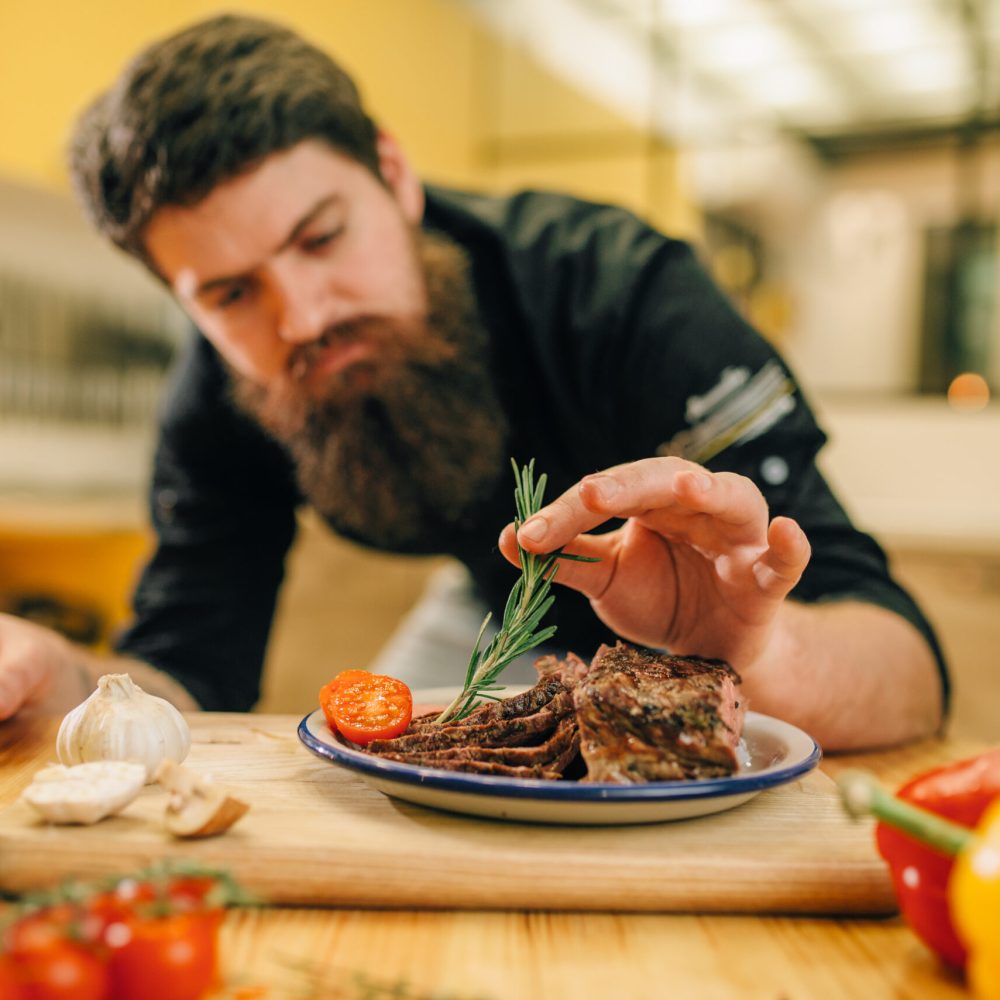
<box><xmin>435</xmin><ymin>459</ymin><xmax>598</xmax><ymax>725</ymax></box>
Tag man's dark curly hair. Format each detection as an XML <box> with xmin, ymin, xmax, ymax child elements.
<box><xmin>68</xmin><ymin>14</ymin><xmax>380</xmax><ymax>265</ymax></box>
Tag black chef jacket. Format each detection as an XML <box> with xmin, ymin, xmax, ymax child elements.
<box><xmin>115</xmin><ymin>185</ymin><xmax>949</xmax><ymax>713</ymax></box>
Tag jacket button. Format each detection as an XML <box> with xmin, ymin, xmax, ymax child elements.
<box><xmin>156</xmin><ymin>488</ymin><xmax>178</xmax><ymax>520</ymax></box>
<box><xmin>760</xmin><ymin>456</ymin><xmax>789</xmax><ymax>486</ymax></box>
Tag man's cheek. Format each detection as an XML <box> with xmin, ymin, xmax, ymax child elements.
<box><xmin>204</xmin><ymin>325</ymin><xmax>289</xmax><ymax>385</ymax></box>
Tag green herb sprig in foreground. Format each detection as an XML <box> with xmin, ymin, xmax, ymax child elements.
<box><xmin>435</xmin><ymin>459</ymin><xmax>598</xmax><ymax>725</ymax></box>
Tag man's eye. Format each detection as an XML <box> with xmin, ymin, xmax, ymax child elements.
<box><xmin>216</xmin><ymin>284</ymin><xmax>248</xmax><ymax>309</ymax></box>
<box><xmin>302</xmin><ymin>228</ymin><xmax>342</xmax><ymax>252</ymax></box>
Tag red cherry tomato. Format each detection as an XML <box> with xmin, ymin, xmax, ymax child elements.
<box><xmin>0</xmin><ymin>954</ymin><xmax>23</xmax><ymax>1000</ymax></box>
<box><xmin>1</xmin><ymin>873</ymin><xmax>231</xmax><ymax>1000</ymax></box>
<box><xmin>8</xmin><ymin>940</ymin><xmax>109</xmax><ymax>1000</ymax></box>
<box><xmin>326</xmin><ymin>672</ymin><xmax>413</xmax><ymax>745</ymax></box>
<box><xmin>319</xmin><ymin>670</ymin><xmax>371</xmax><ymax>732</ymax></box>
<box><xmin>3</xmin><ymin>907</ymin><xmax>72</xmax><ymax>954</ymax></box>
<box><xmin>107</xmin><ymin>910</ymin><xmax>223</xmax><ymax>1000</ymax></box>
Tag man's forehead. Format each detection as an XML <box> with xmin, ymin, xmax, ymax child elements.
<box><xmin>143</xmin><ymin>141</ymin><xmax>360</xmax><ymax>283</ymax></box>
<box><xmin>148</xmin><ymin>196</ymin><xmax>345</xmax><ymax>296</ymax></box>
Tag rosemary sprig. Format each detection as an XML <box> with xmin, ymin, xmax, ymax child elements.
<box><xmin>435</xmin><ymin>459</ymin><xmax>597</xmax><ymax>724</ymax></box>
<box><xmin>273</xmin><ymin>955</ymin><xmax>495</xmax><ymax>1000</ymax></box>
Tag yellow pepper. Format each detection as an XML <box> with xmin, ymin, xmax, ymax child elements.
<box><xmin>839</xmin><ymin>769</ymin><xmax>999</xmax><ymax>999</ymax></box>
<box><xmin>951</xmin><ymin>795</ymin><xmax>1000</xmax><ymax>999</ymax></box>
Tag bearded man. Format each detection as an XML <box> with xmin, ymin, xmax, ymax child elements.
<box><xmin>0</xmin><ymin>14</ymin><xmax>946</xmax><ymax>749</ymax></box>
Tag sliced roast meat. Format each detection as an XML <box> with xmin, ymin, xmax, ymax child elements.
<box><xmin>374</xmin><ymin>755</ymin><xmax>573</xmax><ymax>780</ymax></box>
<box><xmin>366</xmin><ymin>690</ymin><xmax>574</xmax><ymax>754</ymax></box>
<box><xmin>405</xmin><ymin>674</ymin><xmax>567</xmax><ymax>733</ymax></box>
<box><xmin>377</xmin><ymin>715</ymin><xmax>579</xmax><ymax>767</ymax></box>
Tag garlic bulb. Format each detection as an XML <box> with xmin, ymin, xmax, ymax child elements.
<box><xmin>22</xmin><ymin>761</ymin><xmax>147</xmax><ymax>824</ymax></box>
<box><xmin>57</xmin><ymin>673</ymin><xmax>191</xmax><ymax>782</ymax></box>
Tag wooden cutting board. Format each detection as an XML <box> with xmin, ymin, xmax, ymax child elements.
<box><xmin>0</xmin><ymin>713</ymin><xmax>895</xmax><ymax>914</ymax></box>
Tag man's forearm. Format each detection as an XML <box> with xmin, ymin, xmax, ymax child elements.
<box><xmin>742</xmin><ymin>600</ymin><xmax>944</xmax><ymax>751</ymax></box>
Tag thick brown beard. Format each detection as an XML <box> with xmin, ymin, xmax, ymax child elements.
<box><xmin>228</xmin><ymin>231</ymin><xmax>509</xmax><ymax>549</ymax></box>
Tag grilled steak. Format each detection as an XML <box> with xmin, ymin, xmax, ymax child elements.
<box><xmin>533</xmin><ymin>651</ymin><xmax>591</xmax><ymax>687</ymax></box>
<box><xmin>573</xmin><ymin>643</ymin><xmax>744</xmax><ymax>783</ymax></box>
<box><xmin>360</xmin><ymin>642</ymin><xmax>745</xmax><ymax>783</ymax></box>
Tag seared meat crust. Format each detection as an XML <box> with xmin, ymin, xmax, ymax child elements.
<box><xmin>574</xmin><ymin>643</ymin><xmax>745</xmax><ymax>783</ymax></box>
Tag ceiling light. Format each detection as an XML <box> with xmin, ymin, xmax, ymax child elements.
<box><xmin>739</xmin><ymin>62</ymin><xmax>847</xmax><ymax>113</ymax></box>
<box><xmin>880</xmin><ymin>45</ymin><xmax>970</xmax><ymax>94</ymax></box>
<box><xmin>833</xmin><ymin>5</ymin><xmax>956</xmax><ymax>55</ymax></box>
<box><xmin>655</xmin><ymin>0</ymin><xmax>759</xmax><ymax>29</ymax></box>
<box><xmin>691</xmin><ymin>21</ymin><xmax>803</xmax><ymax>73</ymax></box>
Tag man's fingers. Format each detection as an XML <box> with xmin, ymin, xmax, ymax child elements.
<box><xmin>0</xmin><ymin>662</ymin><xmax>33</xmax><ymax>721</ymax></box>
<box><xmin>498</xmin><ymin>524</ymin><xmax>617</xmax><ymax>598</ymax></box>
<box><xmin>516</xmin><ymin>458</ymin><xmax>768</xmax><ymax>554</ymax></box>
<box><xmin>515</xmin><ymin>458</ymin><xmax>691</xmax><ymax>552</ymax></box>
<box><xmin>0</xmin><ymin>679</ymin><xmax>19</xmax><ymax>720</ymax></box>
<box><xmin>752</xmin><ymin>516</ymin><xmax>811</xmax><ymax>596</ymax></box>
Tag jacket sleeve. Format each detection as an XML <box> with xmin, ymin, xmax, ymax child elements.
<box><xmin>113</xmin><ymin>334</ymin><xmax>299</xmax><ymax>711</ymax></box>
<box><xmin>622</xmin><ymin>239</ymin><xmax>950</xmax><ymax>711</ymax></box>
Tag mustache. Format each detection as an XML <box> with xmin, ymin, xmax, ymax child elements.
<box><xmin>286</xmin><ymin>315</ymin><xmax>457</xmax><ymax>384</ymax></box>
<box><xmin>286</xmin><ymin>318</ymin><xmax>380</xmax><ymax>382</ymax></box>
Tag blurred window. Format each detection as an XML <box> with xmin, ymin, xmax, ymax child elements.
<box><xmin>919</xmin><ymin>221</ymin><xmax>997</xmax><ymax>395</ymax></box>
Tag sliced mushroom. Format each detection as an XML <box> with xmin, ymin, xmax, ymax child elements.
<box><xmin>154</xmin><ymin>759</ymin><xmax>249</xmax><ymax>838</ymax></box>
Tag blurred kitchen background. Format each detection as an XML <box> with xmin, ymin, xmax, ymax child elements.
<box><xmin>0</xmin><ymin>0</ymin><xmax>998</xmax><ymax>735</ymax></box>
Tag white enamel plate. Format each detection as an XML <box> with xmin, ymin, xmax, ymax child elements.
<box><xmin>297</xmin><ymin>701</ymin><xmax>821</xmax><ymax>826</ymax></box>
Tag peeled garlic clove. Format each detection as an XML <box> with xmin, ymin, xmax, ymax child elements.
<box><xmin>57</xmin><ymin>673</ymin><xmax>191</xmax><ymax>783</ymax></box>
<box><xmin>155</xmin><ymin>759</ymin><xmax>249</xmax><ymax>838</ymax></box>
<box><xmin>22</xmin><ymin>761</ymin><xmax>147</xmax><ymax>824</ymax></box>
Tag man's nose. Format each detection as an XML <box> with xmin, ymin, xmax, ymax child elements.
<box><xmin>269</xmin><ymin>263</ymin><xmax>350</xmax><ymax>345</ymax></box>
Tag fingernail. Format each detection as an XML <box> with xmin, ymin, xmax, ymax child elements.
<box><xmin>693</xmin><ymin>473</ymin><xmax>712</xmax><ymax>491</ymax></box>
<box><xmin>520</xmin><ymin>517</ymin><xmax>548</xmax><ymax>542</ymax></box>
<box><xmin>586</xmin><ymin>476</ymin><xmax>619</xmax><ymax>502</ymax></box>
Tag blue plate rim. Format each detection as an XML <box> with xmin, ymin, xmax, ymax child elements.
<box><xmin>296</xmin><ymin>709</ymin><xmax>822</xmax><ymax>803</ymax></box>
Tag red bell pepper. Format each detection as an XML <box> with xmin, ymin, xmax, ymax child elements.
<box><xmin>872</xmin><ymin>747</ymin><xmax>1000</xmax><ymax>969</ymax></box>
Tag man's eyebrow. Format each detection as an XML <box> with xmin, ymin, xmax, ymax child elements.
<box><xmin>192</xmin><ymin>194</ymin><xmax>342</xmax><ymax>299</ymax></box>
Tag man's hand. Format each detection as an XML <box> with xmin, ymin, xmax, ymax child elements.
<box><xmin>0</xmin><ymin>612</ymin><xmax>88</xmax><ymax>720</ymax></box>
<box><xmin>497</xmin><ymin>457</ymin><xmax>811</xmax><ymax>675</ymax></box>
<box><xmin>498</xmin><ymin>456</ymin><xmax>943</xmax><ymax>750</ymax></box>
<box><xmin>0</xmin><ymin>613</ymin><xmax>201</xmax><ymax>721</ymax></box>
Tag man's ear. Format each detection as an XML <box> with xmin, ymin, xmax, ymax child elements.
<box><xmin>377</xmin><ymin>131</ymin><xmax>424</xmax><ymax>224</ymax></box>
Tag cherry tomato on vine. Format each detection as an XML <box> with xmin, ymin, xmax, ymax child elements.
<box><xmin>107</xmin><ymin>909</ymin><xmax>223</xmax><ymax>1000</ymax></box>
<box><xmin>163</xmin><ymin>876</ymin><xmax>219</xmax><ymax>909</ymax></box>
<box><xmin>7</xmin><ymin>939</ymin><xmax>109</xmax><ymax>1000</ymax></box>
<box><xmin>1</xmin><ymin>871</ymin><xmax>232</xmax><ymax>1000</ymax></box>
<box><xmin>0</xmin><ymin>954</ymin><xmax>23</xmax><ymax>1000</ymax></box>
<box><xmin>3</xmin><ymin>908</ymin><xmax>69</xmax><ymax>954</ymax></box>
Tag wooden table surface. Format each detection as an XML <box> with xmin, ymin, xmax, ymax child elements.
<box><xmin>0</xmin><ymin>713</ymin><xmax>981</xmax><ymax>1000</ymax></box>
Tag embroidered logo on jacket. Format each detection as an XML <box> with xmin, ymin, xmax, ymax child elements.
<box><xmin>657</xmin><ymin>360</ymin><xmax>795</xmax><ymax>464</ymax></box>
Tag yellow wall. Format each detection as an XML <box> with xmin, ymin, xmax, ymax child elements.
<box><xmin>0</xmin><ymin>526</ymin><xmax>151</xmax><ymax>650</ymax></box>
<box><xmin>0</xmin><ymin>0</ymin><xmax>698</xmax><ymax>236</ymax></box>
